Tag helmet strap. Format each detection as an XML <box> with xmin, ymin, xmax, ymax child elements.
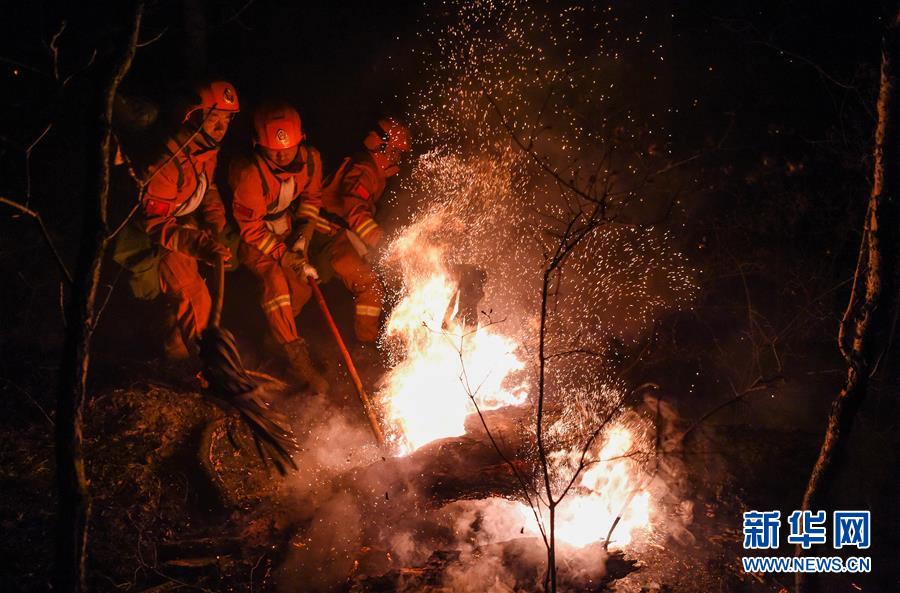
<box><xmin>197</xmin><ymin>126</ymin><xmax>219</xmax><ymax>148</ymax></box>
<box><xmin>257</xmin><ymin>143</ymin><xmax>305</xmax><ymax>174</ymax></box>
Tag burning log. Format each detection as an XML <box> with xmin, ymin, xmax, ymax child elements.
<box><xmin>441</xmin><ymin>264</ymin><xmax>487</xmax><ymax>331</ymax></box>
<box><xmin>342</xmin><ymin>434</ymin><xmax>529</xmax><ymax>509</ymax></box>
<box><xmin>397</xmin><ymin>435</ymin><xmax>529</xmax><ymax>506</ymax></box>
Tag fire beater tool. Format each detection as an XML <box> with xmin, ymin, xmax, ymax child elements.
<box><xmin>198</xmin><ymin>257</ymin><xmax>300</xmax><ymax>474</ymax></box>
<box><xmin>307</xmin><ymin>277</ymin><xmax>387</xmax><ymax>446</ymax></box>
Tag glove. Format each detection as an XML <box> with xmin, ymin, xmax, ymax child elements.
<box><xmin>282</xmin><ymin>251</ymin><xmax>319</xmax><ymax>281</ymax></box>
<box><xmin>291</xmin><ymin>234</ymin><xmax>308</xmax><ymax>253</ymax></box>
<box><xmin>301</xmin><ymin>260</ymin><xmax>319</xmax><ymax>281</ymax></box>
<box><xmin>216</xmin><ymin>228</ymin><xmax>239</xmax><ymax>270</ymax></box>
<box><xmin>180</xmin><ymin>229</ymin><xmax>231</xmax><ymax>263</ymax></box>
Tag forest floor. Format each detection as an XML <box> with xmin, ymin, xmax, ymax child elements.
<box><xmin>0</xmin><ymin>351</ymin><xmax>849</xmax><ymax>593</ymax></box>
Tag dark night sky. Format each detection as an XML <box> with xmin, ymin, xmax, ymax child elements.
<box><xmin>0</xmin><ymin>0</ymin><xmax>886</xmax><ymax>178</ymax></box>
<box><xmin>0</xmin><ymin>0</ymin><xmax>889</xmax><ymax>362</ymax></box>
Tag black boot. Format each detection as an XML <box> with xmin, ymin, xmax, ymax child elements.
<box><xmin>283</xmin><ymin>338</ymin><xmax>329</xmax><ymax>395</ymax></box>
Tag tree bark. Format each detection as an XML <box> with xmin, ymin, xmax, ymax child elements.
<box><xmin>795</xmin><ymin>7</ymin><xmax>900</xmax><ymax>593</ymax></box>
<box><xmin>53</xmin><ymin>4</ymin><xmax>143</xmax><ymax>592</ymax></box>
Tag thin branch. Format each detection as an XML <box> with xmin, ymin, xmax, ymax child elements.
<box><xmin>49</xmin><ymin>20</ymin><xmax>66</xmax><ymax>82</ymax></box>
<box><xmin>218</xmin><ymin>0</ymin><xmax>258</xmax><ymax>27</ymax></box>
<box><xmin>137</xmin><ymin>27</ymin><xmax>168</xmax><ymax>47</ymax></box>
<box><xmin>92</xmin><ymin>266</ymin><xmax>125</xmax><ymax>326</ymax></box>
<box><xmin>59</xmin><ymin>281</ymin><xmax>67</xmax><ymax>329</ymax></box>
<box><xmin>556</xmin><ymin>383</ymin><xmax>657</xmax><ymax>503</ymax></box>
<box><xmin>484</xmin><ymin>89</ymin><xmax>600</xmax><ymax>205</ymax></box>
<box><xmin>61</xmin><ymin>50</ymin><xmax>97</xmax><ymax>88</ymax></box>
<box><xmin>1</xmin><ymin>377</ymin><xmax>55</xmax><ymax>427</ymax></box>
<box><xmin>751</xmin><ymin>39</ymin><xmax>856</xmax><ymax>91</ymax></box>
<box><xmin>442</xmin><ymin>326</ymin><xmax>550</xmax><ymax>545</ymax></box>
<box><xmin>0</xmin><ymin>196</ymin><xmax>73</xmax><ymax>283</ymax></box>
<box><xmin>677</xmin><ymin>376</ymin><xmax>783</xmax><ymax>444</ymax></box>
<box><xmin>107</xmin><ymin>201</ymin><xmax>141</xmax><ymax>242</ymax></box>
<box><xmin>544</xmin><ymin>348</ymin><xmax>603</xmax><ymax>361</ymax></box>
<box><xmin>25</xmin><ymin>123</ymin><xmax>53</xmax><ymax>207</ymax></box>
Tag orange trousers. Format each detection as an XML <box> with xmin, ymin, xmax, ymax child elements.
<box><xmin>327</xmin><ymin>233</ymin><xmax>383</xmax><ymax>342</ymax></box>
<box><xmin>158</xmin><ymin>250</ymin><xmax>211</xmax><ymax>356</ymax></box>
<box><xmin>240</xmin><ymin>243</ymin><xmax>312</xmax><ymax>344</ymax></box>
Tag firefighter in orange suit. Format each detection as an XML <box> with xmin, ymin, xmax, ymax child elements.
<box><xmin>313</xmin><ymin>117</ymin><xmax>411</xmax><ymax>342</ymax></box>
<box><xmin>228</xmin><ymin>103</ymin><xmax>329</xmax><ymax>393</ymax></box>
<box><xmin>132</xmin><ymin>81</ymin><xmax>238</xmax><ymax>360</ymax></box>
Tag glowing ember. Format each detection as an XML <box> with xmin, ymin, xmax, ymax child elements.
<box><xmin>378</xmin><ymin>254</ymin><xmax>527</xmax><ymax>452</ymax></box>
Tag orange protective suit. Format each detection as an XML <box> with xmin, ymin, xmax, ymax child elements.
<box><xmin>139</xmin><ymin>129</ymin><xmax>228</xmax><ymax>356</ymax></box>
<box><xmin>229</xmin><ymin>145</ymin><xmax>323</xmax><ymax>344</ymax></box>
<box><xmin>315</xmin><ymin>152</ymin><xmax>389</xmax><ymax>342</ymax></box>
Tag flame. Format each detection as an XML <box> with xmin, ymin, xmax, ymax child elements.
<box><xmin>378</xmin><ymin>253</ymin><xmax>527</xmax><ymax>452</ymax></box>
<box><xmin>377</xmin><ymin>257</ymin><xmax>654</xmax><ymax>546</ymax></box>
<box><xmin>518</xmin><ymin>424</ymin><xmax>652</xmax><ymax>548</ymax></box>
<box><xmin>376</xmin><ymin>206</ymin><xmax>653</xmax><ymax>548</ymax></box>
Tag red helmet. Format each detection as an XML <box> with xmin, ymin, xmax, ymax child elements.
<box><xmin>183</xmin><ymin>81</ymin><xmax>239</xmax><ymax>122</ymax></box>
<box><xmin>253</xmin><ymin>103</ymin><xmax>305</xmax><ymax>149</ymax></box>
<box><xmin>363</xmin><ymin>117</ymin><xmax>411</xmax><ymax>154</ymax></box>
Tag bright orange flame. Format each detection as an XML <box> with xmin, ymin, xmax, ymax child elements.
<box><xmin>518</xmin><ymin>424</ymin><xmax>652</xmax><ymax>548</ymax></box>
<box><xmin>378</xmin><ymin>256</ymin><xmax>527</xmax><ymax>452</ymax></box>
<box><xmin>378</xmin><ymin>222</ymin><xmax>653</xmax><ymax>548</ymax></box>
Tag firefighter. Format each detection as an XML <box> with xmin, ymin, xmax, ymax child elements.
<box><xmin>311</xmin><ymin>117</ymin><xmax>411</xmax><ymax>343</ymax></box>
<box><xmin>113</xmin><ymin>81</ymin><xmax>239</xmax><ymax>362</ymax></box>
<box><xmin>228</xmin><ymin>102</ymin><xmax>329</xmax><ymax>394</ymax></box>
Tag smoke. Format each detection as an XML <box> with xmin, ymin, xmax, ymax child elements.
<box><xmin>269</xmin><ymin>390</ymin><xmax>701</xmax><ymax>592</ymax></box>
<box><xmin>272</xmin><ymin>1</ymin><xmax>702</xmax><ymax>590</ymax></box>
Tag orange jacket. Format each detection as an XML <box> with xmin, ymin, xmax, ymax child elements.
<box><xmin>229</xmin><ymin>145</ymin><xmax>323</xmax><ymax>261</ymax></box>
<box><xmin>139</xmin><ymin>130</ymin><xmax>227</xmax><ymax>252</ymax></box>
<box><xmin>319</xmin><ymin>152</ymin><xmax>387</xmax><ymax>246</ymax></box>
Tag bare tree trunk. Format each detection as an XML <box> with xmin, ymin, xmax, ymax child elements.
<box><xmin>53</xmin><ymin>4</ymin><xmax>143</xmax><ymax>592</ymax></box>
<box><xmin>795</xmin><ymin>7</ymin><xmax>900</xmax><ymax>593</ymax></box>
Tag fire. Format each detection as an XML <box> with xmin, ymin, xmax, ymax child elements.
<box><xmin>378</xmin><ymin>253</ymin><xmax>527</xmax><ymax>452</ymax></box>
<box><xmin>376</xmin><ymin>231</ymin><xmax>653</xmax><ymax>548</ymax></box>
<box><xmin>376</xmin><ymin>249</ymin><xmax>653</xmax><ymax>547</ymax></box>
<box><xmin>517</xmin><ymin>424</ymin><xmax>652</xmax><ymax>548</ymax></box>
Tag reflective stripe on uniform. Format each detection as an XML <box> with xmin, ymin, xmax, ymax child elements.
<box><xmin>312</xmin><ymin>213</ymin><xmax>340</xmax><ymax>235</ymax></box>
<box><xmin>263</xmin><ymin>294</ymin><xmax>292</xmax><ymax>313</ymax></box>
<box><xmin>355</xmin><ymin>218</ymin><xmax>379</xmax><ymax>240</ymax></box>
<box><xmin>355</xmin><ymin>304</ymin><xmax>381</xmax><ymax>317</ymax></box>
<box><xmin>297</xmin><ymin>203</ymin><xmax>320</xmax><ymax>219</ymax></box>
<box><xmin>258</xmin><ymin>233</ymin><xmax>279</xmax><ymax>255</ymax></box>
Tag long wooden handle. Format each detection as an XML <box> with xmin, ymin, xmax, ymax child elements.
<box><xmin>209</xmin><ymin>256</ymin><xmax>225</xmax><ymax>329</ymax></box>
<box><xmin>308</xmin><ymin>278</ymin><xmax>386</xmax><ymax>446</ymax></box>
